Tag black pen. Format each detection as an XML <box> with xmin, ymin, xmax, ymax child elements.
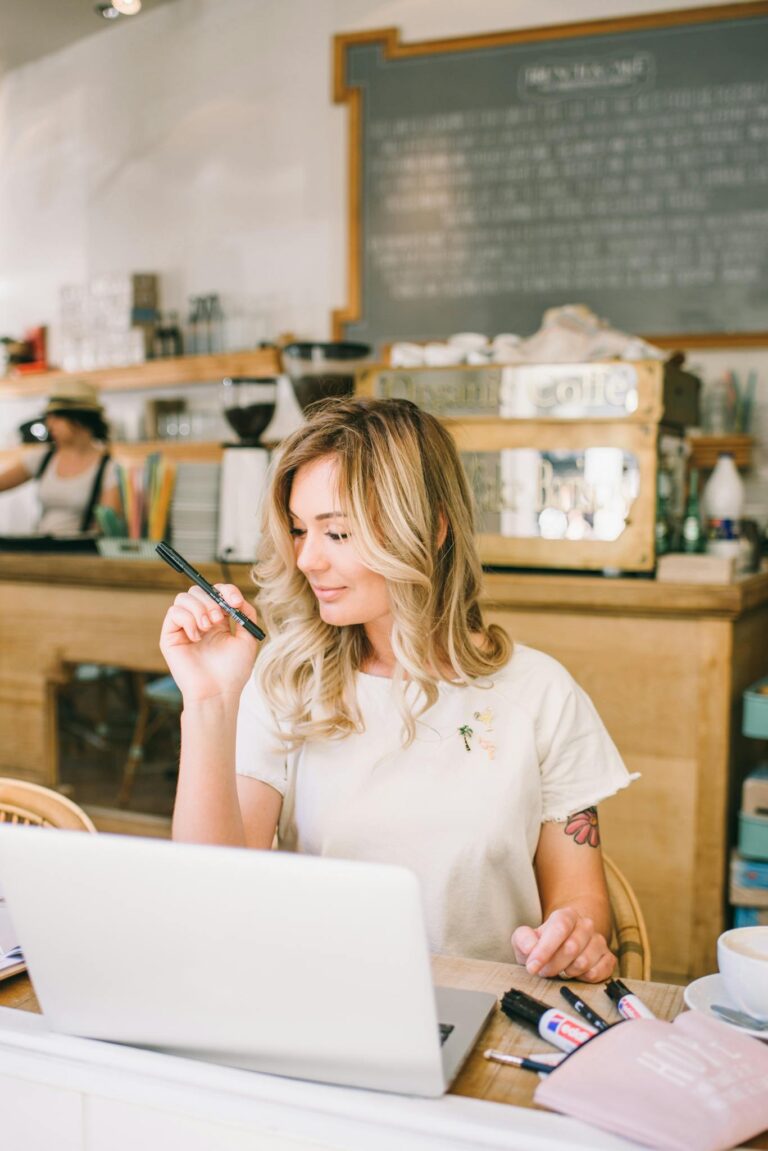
<box><xmin>604</xmin><ymin>978</ymin><xmax>656</xmax><ymax>1020</ymax></box>
<box><xmin>559</xmin><ymin>986</ymin><xmax>611</xmax><ymax>1032</ymax></box>
<box><xmin>483</xmin><ymin>1049</ymin><xmax>556</xmax><ymax>1074</ymax></box>
<box><xmin>156</xmin><ymin>541</ymin><xmax>265</xmax><ymax>641</ymax></box>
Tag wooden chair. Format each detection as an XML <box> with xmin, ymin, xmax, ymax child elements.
<box><xmin>603</xmin><ymin>853</ymin><xmax>651</xmax><ymax>980</ymax></box>
<box><xmin>0</xmin><ymin>778</ymin><xmax>96</xmax><ymax>832</ymax></box>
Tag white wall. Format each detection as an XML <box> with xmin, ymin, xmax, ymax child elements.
<box><xmin>0</xmin><ymin>0</ymin><xmax>766</xmax><ymax>525</ymax></box>
<box><xmin>0</xmin><ymin>0</ymin><xmax>739</xmax><ymax>345</ymax></box>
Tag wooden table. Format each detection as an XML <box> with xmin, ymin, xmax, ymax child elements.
<box><xmin>438</xmin><ymin>957</ymin><xmax>768</xmax><ymax>1148</ymax></box>
<box><xmin>2</xmin><ymin>955</ymin><xmax>766</xmax><ymax>1149</ymax></box>
<box><xmin>433</xmin><ymin>956</ymin><xmax>684</xmax><ymax>1110</ymax></box>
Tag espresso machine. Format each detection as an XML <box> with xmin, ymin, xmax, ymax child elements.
<box><xmin>216</xmin><ymin>377</ymin><xmax>277</xmax><ymax>563</ymax></box>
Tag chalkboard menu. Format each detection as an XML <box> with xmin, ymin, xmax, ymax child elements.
<box><xmin>333</xmin><ymin>5</ymin><xmax>768</xmax><ymax>349</ymax></box>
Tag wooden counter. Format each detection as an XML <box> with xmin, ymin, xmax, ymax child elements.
<box><xmin>1</xmin><ymin>555</ymin><xmax>767</xmax><ymax>983</ymax></box>
<box><xmin>0</xmin><ymin>554</ymin><xmax>255</xmax><ymax>795</ymax></box>
<box><xmin>483</xmin><ymin>568</ymin><xmax>768</xmax><ymax>985</ymax></box>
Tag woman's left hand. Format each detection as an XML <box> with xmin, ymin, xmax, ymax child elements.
<box><xmin>511</xmin><ymin>907</ymin><xmax>616</xmax><ymax>983</ymax></box>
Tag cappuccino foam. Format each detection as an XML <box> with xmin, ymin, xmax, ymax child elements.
<box><xmin>722</xmin><ymin>937</ymin><xmax>768</xmax><ymax>962</ymax></box>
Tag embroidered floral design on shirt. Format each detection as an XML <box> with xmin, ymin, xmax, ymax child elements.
<box><xmin>458</xmin><ymin>709</ymin><xmax>496</xmax><ymax>759</ymax></box>
<box><xmin>473</xmin><ymin>708</ymin><xmax>494</xmax><ymax>730</ymax></box>
<box><xmin>458</xmin><ymin>724</ymin><xmax>474</xmax><ymax>751</ymax></box>
<box><xmin>473</xmin><ymin>708</ymin><xmax>496</xmax><ymax>759</ymax></box>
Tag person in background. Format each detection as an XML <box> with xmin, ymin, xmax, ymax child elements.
<box><xmin>160</xmin><ymin>397</ymin><xmax>634</xmax><ymax>981</ymax></box>
<box><xmin>0</xmin><ymin>379</ymin><xmax>121</xmax><ymax>534</ymax></box>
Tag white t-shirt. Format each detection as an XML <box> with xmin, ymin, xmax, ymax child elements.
<box><xmin>22</xmin><ymin>447</ymin><xmax>118</xmax><ymax>535</ymax></box>
<box><xmin>236</xmin><ymin>644</ymin><xmax>635</xmax><ymax>962</ymax></box>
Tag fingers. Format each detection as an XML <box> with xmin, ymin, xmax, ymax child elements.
<box><xmin>555</xmin><ymin>931</ymin><xmax>606</xmax><ymax>979</ymax></box>
<box><xmin>199</xmin><ymin>584</ymin><xmax>262</xmax><ymax>629</ymax></box>
<box><xmin>522</xmin><ymin>909</ymin><xmax>615</xmax><ymax>982</ymax></box>
<box><xmin>209</xmin><ymin>583</ymin><xmax>247</xmax><ymax>610</ymax></box>
<box><xmin>524</xmin><ymin>908</ymin><xmax>585</xmax><ymax>976</ymax></box>
<box><xmin>575</xmin><ymin>945</ymin><xmax>616</xmax><ymax>984</ymax></box>
<box><xmin>511</xmin><ymin>925</ymin><xmax>540</xmax><ymax>965</ymax></box>
<box><xmin>511</xmin><ymin>912</ymin><xmax>616</xmax><ymax>983</ymax></box>
<box><xmin>160</xmin><ymin>585</ymin><xmax>245</xmax><ymax>645</ymax></box>
<box><xmin>161</xmin><ymin>601</ymin><xmax>215</xmax><ymax>645</ymax></box>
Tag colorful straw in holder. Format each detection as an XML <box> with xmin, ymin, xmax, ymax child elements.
<box><xmin>96</xmin><ymin>453</ymin><xmax>176</xmax><ymax>559</ymax></box>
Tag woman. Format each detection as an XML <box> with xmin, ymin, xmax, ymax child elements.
<box><xmin>0</xmin><ymin>379</ymin><xmax>121</xmax><ymax>534</ymax></box>
<box><xmin>161</xmin><ymin>397</ymin><xmax>634</xmax><ymax>981</ymax></box>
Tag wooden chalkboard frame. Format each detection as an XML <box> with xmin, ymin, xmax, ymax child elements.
<box><xmin>333</xmin><ymin>3</ymin><xmax>768</xmax><ymax>349</ymax></box>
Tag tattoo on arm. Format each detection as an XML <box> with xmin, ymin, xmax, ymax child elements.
<box><xmin>564</xmin><ymin>806</ymin><xmax>601</xmax><ymax>848</ymax></box>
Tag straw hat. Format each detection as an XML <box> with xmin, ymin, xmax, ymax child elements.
<box><xmin>45</xmin><ymin>379</ymin><xmax>103</xmax><ymax>416</ymax></box>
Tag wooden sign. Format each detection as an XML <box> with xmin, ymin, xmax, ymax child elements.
<box><xmin>357</xmin><ymin>362</ymin><xmax>660</xmax><ymax>571</ymax></box>
<box><xmin>356</xmin><ymin>359</ymin><xmax>663</xmax><ymax>421</ymax></box>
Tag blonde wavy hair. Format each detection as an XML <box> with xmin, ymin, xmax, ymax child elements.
<box><xmin>253</xmin><ymin>397</ymin><xmax>510</xmax><ymax>746</ymax></box>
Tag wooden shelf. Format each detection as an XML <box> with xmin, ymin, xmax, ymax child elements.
<box><xmin>0</xmin><ymin>439</ymin><xmax>227</xmax><ymax>468</ymax></box>
<box><xmin>112</xmin><ymin>440</ymin><xmax>224</xmax><ymax>464</ymax></box>
<box><xmin>0</xmin><ymin>349</ymin><xmax>281</xmax><ymax>398</ymax></box>
<box><xmin>686</xmin><ymin>433</ymin><xmax>753</xmax><ymax>471</ymax></box>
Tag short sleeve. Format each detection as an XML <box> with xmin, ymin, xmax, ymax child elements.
<box><xmin>534</xmin><ymin>661</ymin><xmax>636</xmax><ymax>822</ymax></box>
<box><xmin>235</xmin><ymin>673</ymin><xmax>289</xmax><ymax>796</ymax></box>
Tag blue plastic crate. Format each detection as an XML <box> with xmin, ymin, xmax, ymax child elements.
<box><xmin>743</xmin><ymin>677</ymin><xmax>768</xmax><ymax>739</ymax></box>
<box><xmin>730</xmin><ymin>850</ymin><xmax>768</xmax><ymax>910</ymax></box>
<box><xmin>739</xmin><ymin>812</ymin><xmax>768</xmax><ymax>861</ymax></box>
<box><xmin>732</xmin><ymin>853</ymin><xmax>768</xmax><ymax>888</ymax></box>
<box><xmin>734</xmin><ymin>907</ymin><xmax>768</xmax><ymax>927</ymax></box>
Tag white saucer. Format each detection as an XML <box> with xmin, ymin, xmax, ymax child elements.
<box><xmin>684</xmin><ymin>973</ymin><xmax>768</xmax><ymax>1038</ymax></box>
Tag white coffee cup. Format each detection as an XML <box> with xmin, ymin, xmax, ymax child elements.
<box><xmin>717</xmin><ymin>926</ymin><xmax>768</xmax><ymax>1021</ymax></box>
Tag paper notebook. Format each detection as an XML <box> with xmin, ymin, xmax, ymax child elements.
<box><xmin>0</xmin><ymin>887</ymin><xmax>24</xmax><ymax>981</ymax></box>
<box><xmin>535</xmin><ymin>1010</ymin><xmax>768</xmax><ymax>1151</ymax></box>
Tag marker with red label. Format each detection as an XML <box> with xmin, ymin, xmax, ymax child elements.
<box><xmin>500</xmin><ymin>988</ymin><xmax>598</xmax><ymax>1055</ymax></box>
<box><xmin>604</xmin><ymin>978</ymin><xmax>657</xmax><ymax>1020</ymax></box>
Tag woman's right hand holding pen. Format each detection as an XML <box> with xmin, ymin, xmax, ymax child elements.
<box><xmin>163</xmin><ymin>585</ymin><xmax>270</xmax><ymax>848</ymax></box>
<box><xmin>160</xmin><ymin>584</ymin><xmax>260</xmax><ymax>703</ymax></box>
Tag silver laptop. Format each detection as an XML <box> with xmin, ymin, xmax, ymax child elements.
<box><xmin>0</xmin><ymin>827</ymin><xmax>496</xmax><ymax>1096</ymax></box>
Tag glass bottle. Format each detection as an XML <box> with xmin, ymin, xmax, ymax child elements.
<box><xmin>152</xmin><ymin>311</ymin><xmax>167</xmax><ymax>359</ymax></box>
<box><xmin>207</xmin><ymin>294</ymin><xmax>224</xmax><ymax>354</ymax></box>
<box><xmin>703</xmin><ymin>377</ymin><xmax>731</xmax><ymax>434</ymax></box>
<box><xmin>165</xmin><ymin>310</ymin><xmax>183</xmax><ymax>358</ymax></box>
<box><xmin>186</xmin><ymin>296</ymin><xmax>201</xmax><ymax>356</ymax></box>
<box><xmin>681</xmin><ymin>468</ymin><xmax>704</xmax><ymax>554</ymax></box>
<box><xmin>654</xmin><ymin>468</ymin><xmax>672</xmax><ymax>557</ymax></box>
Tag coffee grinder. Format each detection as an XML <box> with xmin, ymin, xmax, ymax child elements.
<box><xmin>281</xmin><ymin>342</ymin><xmax>372</xmax><ymax>411</ymax></box>
<box><xmin>217</xmin><ymin>376</ymin><xmax>277</xmax><ymax>563</ymax></box>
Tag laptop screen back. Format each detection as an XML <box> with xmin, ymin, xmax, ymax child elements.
<box><xmin>0</xmin><ymin>828</ymin><xmax>447</xmax><ymax>1095</ymax></box>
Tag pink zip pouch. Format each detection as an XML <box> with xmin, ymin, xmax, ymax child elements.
<box><xmin>534</xmin><ymin>1011</ymin><xmax>768</xmax><ymax>1151</ymax></box>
